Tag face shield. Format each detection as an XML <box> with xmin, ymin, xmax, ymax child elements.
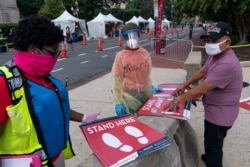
<box><xmin>123</xmin><ymin>29</ymin><xmax>139</xmax><ymax>49</ymax></box>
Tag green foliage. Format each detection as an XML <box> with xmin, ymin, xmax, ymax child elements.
<box><xmin>126</xmin><ymin>0</ymin><xmax>172</xmax><ymax>20</ymax></box>
<box><xmin>17</xmin><ymin>0</ymin><xmax>44</xmax><ymax>18</ymax></box>
<box><xmin>112</xmin><ymin>8</ymin><xmax>139</xmax><ymax>21</ymax></box>
<box><xmin>164</xmin><ymin>0</ymin><xmax>172</xmax><ymax>20</ymax></box>
<box><xmin>0</xmin><ymin>23</ymin><xmax>18</xmax><ymax>29</ymax></box>
<box><xmin>38</xmin><ymin>0</ymin><xmax>66</xmax><ymax>19</ymax></box>
<box><xmin>17</xmin><ymin>0</ymin><xmax>134</xmax><ymax>21</ymax></box>
<box><xmin>124</xmin><ymin>9</ymin><xmax>140</xmax><ymax>21</ymax></box>
<box><xmin>172</xmin><ymin>0</ymin><xmax>250</xmax><ymax>43</ymax></box>
<box><xmin>80</xmin><ymin>0</ymin><xmax>105</xmax><ymax>20</ymax></box>
<box><xmin>172</xmin><ymin>0</ymin><xmax>250</xmax><ymax>23</ymax></box>
<box><xmin>231</xmin><ymin>35</ymin><xmax>240</xmax><ymax>45</ymax></box>
<box><xmin>126</xmin><ymin>0</ymin><xmax>141</xmax><ymax>9</ymax></box>
<box><xmin>109</xmin><ymin>8</ymin><xmax>124</xmax><ymax>23</ymax></box>
<box><xmin>61</xmin><ymin>0</ymin><xmax>130</xmax><ymax>21</ymax></box>
<box><xmin>140</xmin><ymin>0</ymin><xmax>153</xmax><ymax>19</ymax></box>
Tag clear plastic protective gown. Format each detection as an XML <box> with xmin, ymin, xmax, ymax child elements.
<box><xmin>111</xmin><ymin>47</ymin><xmax>153</xmax><ymax>114</ymax></box>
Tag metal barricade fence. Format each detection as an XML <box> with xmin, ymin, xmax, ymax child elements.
<box><xmin>150</xmin><ymin>37</ymin><xmax>193</xmax><ymax>63</ymax></box>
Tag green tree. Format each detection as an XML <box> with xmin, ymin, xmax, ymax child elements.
<box><xmin>164</xmin><ymin>0</ymin><xmax>172</xmax><ymax>20</ymax></box>
<box><xmin>172</xmin><ymin>0</ymin><xmax>250</xmax><ymax>44</ymax></box>
<box><xmin>17</xmin><ymin>0</ymin><xmax>129</xmax><ymax>21</ymax></box>
<box><xmin>79</xmin><ymin>0</ymin><xmax>106</xmax><ymax>20</ymax></box>
<box><xmin>126</xmin><ymin>0</ymin><xmax>141</xmax><ymax>10</ymax></box>
<box><xmin>140</xmin><ymin>0</ymin><xmax>153</xmax><ymax>19</ymax></box>
<box><xmin>38</xmin><ymin>0</ymin><xmax>66</xmax><ymax>19</ymax></box>
<box><xmin>104</xmin><ymin>0</ymin><xmax>130</xmax><ymax>8</ymax></box>
<box><xmin>126</xmin><ymin>0</ymin><xmax>173</xmax><ymax>22</ymax></box>
<box><xmin>63</xmin><ymin>0</ymin><xmax>130</xmax><ymax>21</ymax></box>
<box><xmin>17</xmin><ymin>0</ymin><xmax>43</xmax><ymax>18</ymax></box>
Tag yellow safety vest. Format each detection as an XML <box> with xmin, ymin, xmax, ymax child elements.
<box><xmin>0</xmin><ymin>63</ymin><xmax>74</xmax><ymax>167</ymax></box>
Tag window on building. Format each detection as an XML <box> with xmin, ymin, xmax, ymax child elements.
<box><xmin>4</xmin><ymin>13</ymin><xmax>10</xmax><ymax>23</ymax></box>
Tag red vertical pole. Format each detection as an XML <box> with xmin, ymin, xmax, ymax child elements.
<box><xmin>155</xmin><ymin>0</ymin><xmax>164</xmax><ymax>54</ymax></box>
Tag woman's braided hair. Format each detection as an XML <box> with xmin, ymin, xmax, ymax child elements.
<box><xmin>13</xmin><ymin>15</ymin><xmax>64</xmax><ymax>51</ymax></box>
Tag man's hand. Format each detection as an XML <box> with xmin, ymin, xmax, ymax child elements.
<box><xmin>171</xmin><ymin>85</ymin><xmax>186</xmax><ymax>96</ymax></box>
<box><xmin>163</xmin><ymin>96</ymin><xmax>179</xmax><ymax>111</ymax></box>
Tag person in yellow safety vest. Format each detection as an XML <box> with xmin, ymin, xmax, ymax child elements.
<box><xmin>0</xmin><ymin>15</ymin><xmax>101</xmax><ymax>167</ymax></box>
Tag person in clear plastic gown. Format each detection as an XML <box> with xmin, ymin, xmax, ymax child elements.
<box><xmin>111</xmin><ymin>23</ymin><xmax>162</xmax><ymax>116</ymax></box>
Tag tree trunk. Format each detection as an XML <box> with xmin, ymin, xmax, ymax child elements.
<box><xmin>234</xmin><ymin>11</ymin><xmax>250</xmax><ymax>45</ymax></box>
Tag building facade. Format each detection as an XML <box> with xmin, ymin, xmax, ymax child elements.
<box><xmin>0</xmin><ymin>0</ymin><xmax>20</xmax><ymax>23</ymax></box>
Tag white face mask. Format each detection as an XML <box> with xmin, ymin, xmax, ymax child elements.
<box><xmin>205</xmin><ymin>39</ymin><xmax>227</xmax><ymax>56</ymax></box>
<box><xmin>126</xmin><ymin>39</ymin><xmax>139</xmax><ymax>49</ymax></box>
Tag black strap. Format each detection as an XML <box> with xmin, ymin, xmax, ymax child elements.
<box><xmin>22</xmin><ymin>74</ymin><xmax>54</xmax><ymax>167</ymax></box>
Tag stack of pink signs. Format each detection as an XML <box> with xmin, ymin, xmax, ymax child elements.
<box><xmin>138</xmin><ymin>83</ymin><xmax>191</xmax><ymax>120</ymax></box>
<box><xmin>80</xmin><ymin>115</ymin><xmax>171</xmax><ymax>167</ymax></box>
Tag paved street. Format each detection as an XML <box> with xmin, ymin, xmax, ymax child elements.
<box><xmin>0</xmin><ymin>28</ymin><xmax>202</xmax><ymax>89</ymax></box>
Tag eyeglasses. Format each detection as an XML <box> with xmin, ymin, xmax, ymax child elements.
<box><xmin>43</xmin><ymin>47</ymin><xmax>61</xmax><ymax>58</ymax></box>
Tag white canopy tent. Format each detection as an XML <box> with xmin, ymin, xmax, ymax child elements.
<box><xmin>125</xmin><ymin>16</ymin><xmax>149</xmax><ymax>25</ymax></box>
<box><xmin>125</xmin><ymin>16</ymin><xmax>149</xmax><ymax>32</ymax></box>
<box><xmin>137</xmin><ymin>16</ymin><xmax>148</xmax><ymax>32</ymax></box>
<box><xmin>107</xmin><ymin>13</ymin><xmax>123</xmax><ymax>22</ymax></box>
<box><xmin>87</xmin><ymin>13</ymin><xmax>123</xmax><ymax>39</ymax></box>
<box><xmin>146</xmin><ymin>17</ymin><xmax>155</xmax><ymax>30</ymax></box>
<box><xmin>125</xmin><ymin>16</ymin><xmax>139</xmax><ymax>25</ymax></box>
<box><xmin>137</xmin><ymin>16</ymin><xmax>148</xmax><ymax>23</ymax></box>
<box><xmin>51</xmin><ymin>10</ymin><xmax>87</xmax><ymax>37</ymax></box>
<box><xmin>162</xmin><ymin>18</ymin><xmax>171</xmax><ymax>29</ymax></box>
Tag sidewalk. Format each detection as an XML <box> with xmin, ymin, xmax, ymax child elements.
<box><xmin>65</xmin><ymin>64</ymin><xmax>250</xmax><ymax>167</ymax></box>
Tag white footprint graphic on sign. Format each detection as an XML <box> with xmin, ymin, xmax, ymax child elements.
<box><xmin>102</xmin><ymin>133</ymin><xmax>133</xmax><ymax>152</ymax></box>
<box><xmin>124</xmin><ymin>126</ymin><xmax>149</xmax><ymax>144</ymax></box>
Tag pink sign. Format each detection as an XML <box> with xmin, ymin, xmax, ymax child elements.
<box><xmin>138</xmin><ymin>83</ymin><xmax>191</xmax><ymax>120</ymax></box>
<box><xmin>80</xmin><ymin>115</ymin><xmax>171</xmax><ymax>167</ymax></box>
